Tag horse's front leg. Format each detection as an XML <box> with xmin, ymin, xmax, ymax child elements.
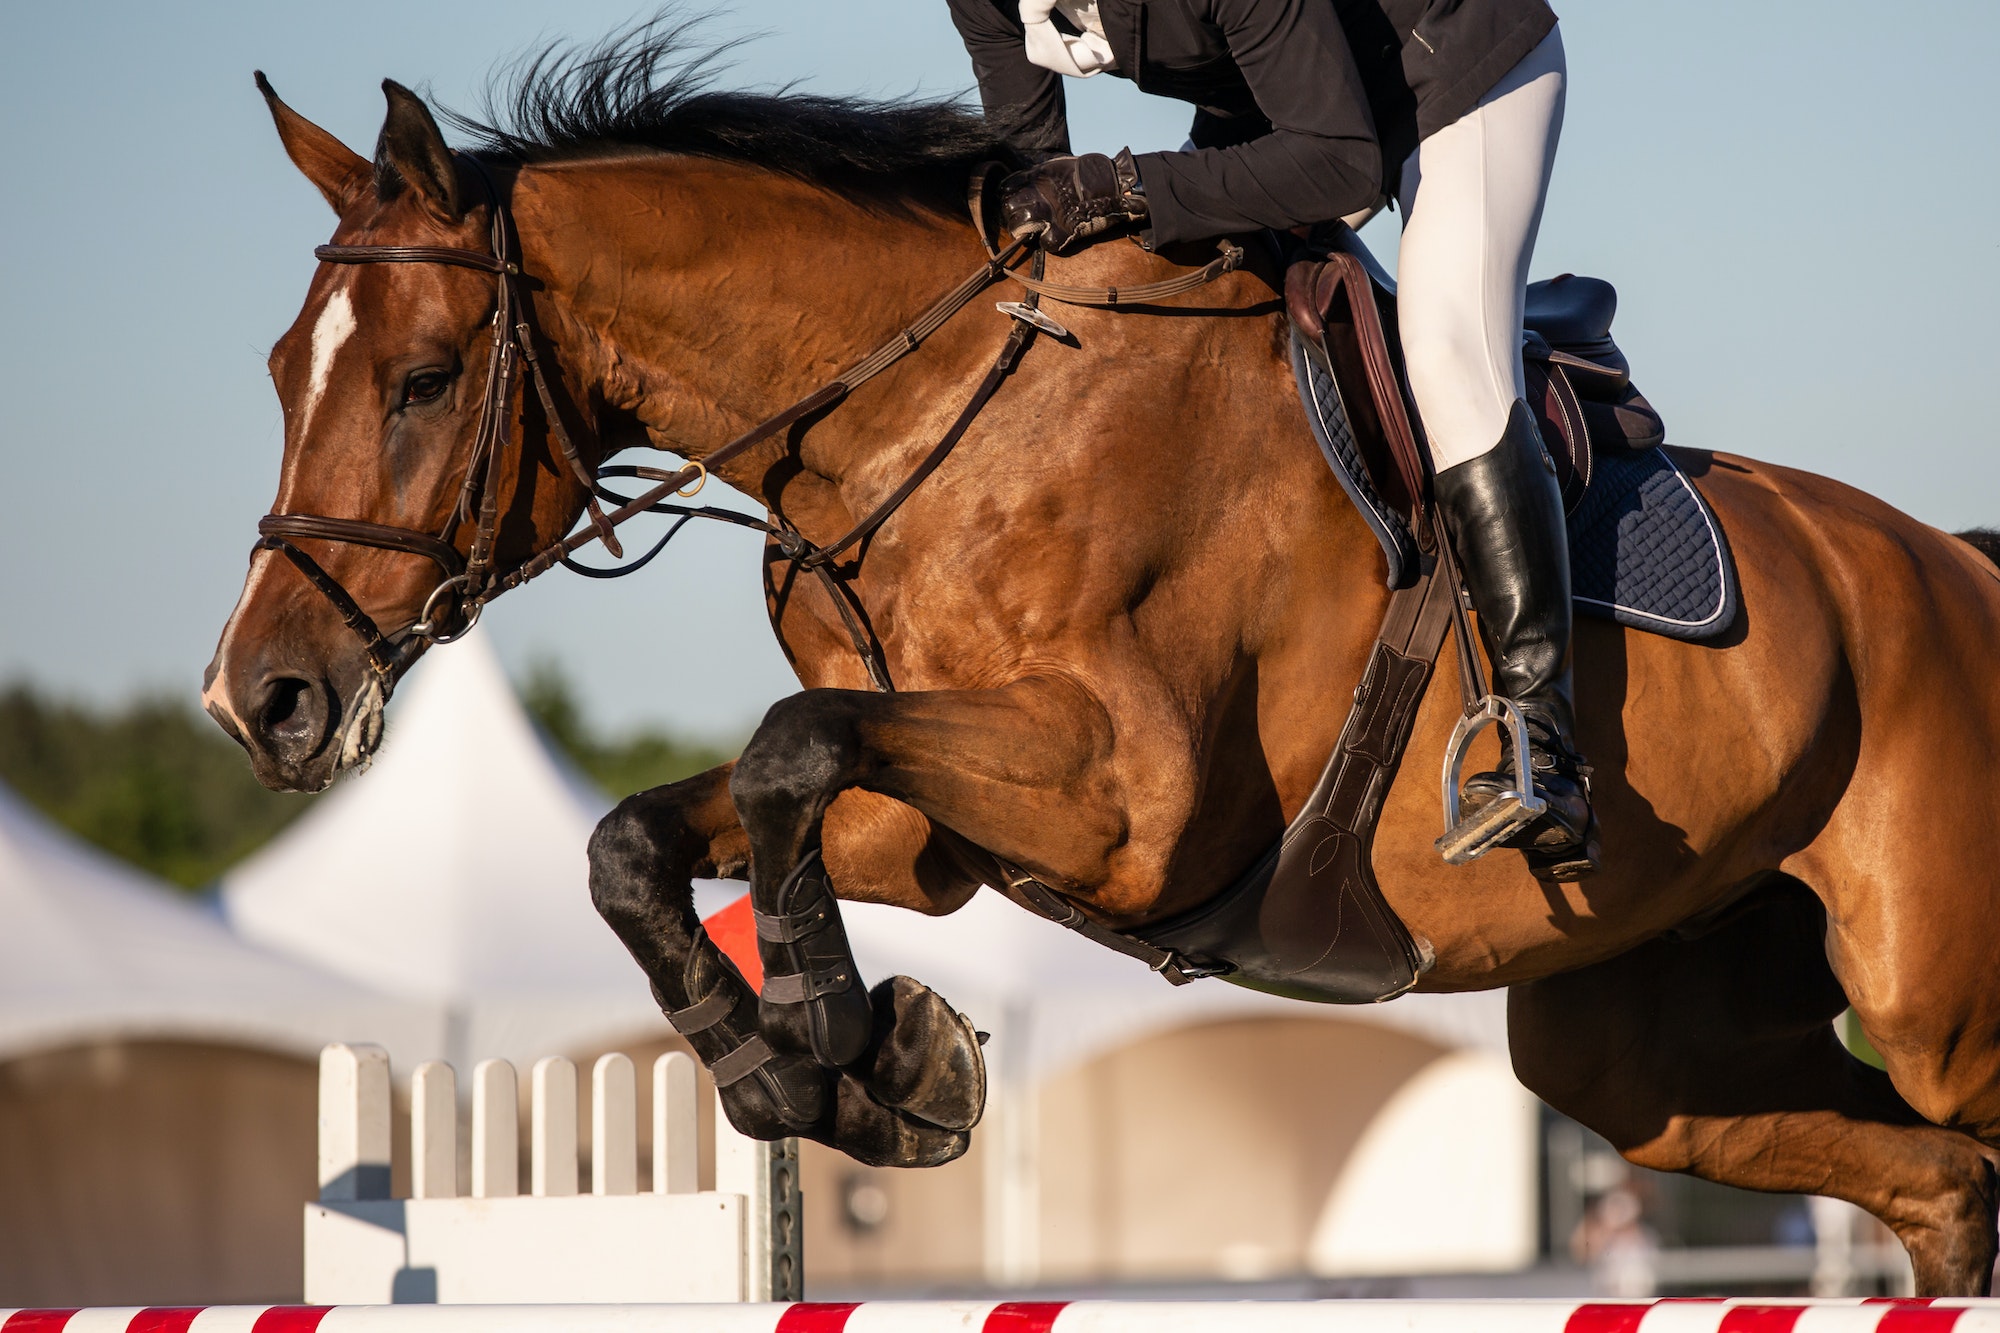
<box><xmin>588</xmin><ymin>763</ymin><xmax>828</xmax><ymax>1137</ymax></box>
<box><xmin>731</xmin><ymin>676</ymin><xmax>1122</xmax><ymax>1071</ymax></box>
<box><xmin>589</xmin><ymin>763</ymin><xmax>984</xmax><ymax>1167</ymax></box>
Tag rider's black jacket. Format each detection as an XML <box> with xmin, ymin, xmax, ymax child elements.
<box><xmin>947</xmin><ymin>0</ymin><xmax>1557</xmax><ymax>248</ymax></box>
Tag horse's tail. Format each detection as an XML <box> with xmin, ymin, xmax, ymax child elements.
<box><xmin>1955</xmin><ymin>527</ymin><xmax>2000</xmax><ymax>570</ymax></box>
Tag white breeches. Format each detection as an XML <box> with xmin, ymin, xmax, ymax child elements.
<box><xmin>1395</xmin><ymin>27</ymin><xmax>1566</xmax><ymax>473</ymax></box>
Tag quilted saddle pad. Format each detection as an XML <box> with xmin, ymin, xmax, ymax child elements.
<box><xmin>1290</xmin><ymin>331</ymin><xmax>1738</xmax><ymax>642</ymax></box>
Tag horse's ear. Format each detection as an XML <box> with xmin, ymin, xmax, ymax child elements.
<box><xmin>255</xmin><ymin>71</ymin><xmax>369</xmax><ymax>214</ymax></box>
<box><xmin>373</xmin><ymin>80</ymin><xmax>462</xmax><ymax>222</ymax></box>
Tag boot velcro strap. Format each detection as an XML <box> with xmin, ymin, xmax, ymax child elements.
<box><xmin>761</xmin><ymin>965</ymin><xmax>854</xmax><ymax>1005</ymax></box>
<box><xmin>665</xmin><ymin>985</ymin><xmax>734</xmax><ymax>1036</ymax></box>
<box><xmin>754</xmin><ymin>901</ymin><xmax>832</xmax><ymax>945</ymax></box>
<box><xmin>709</xmin><ymin>1035</ymin><xmax>777</xmax><ymax>1088</ymax></box>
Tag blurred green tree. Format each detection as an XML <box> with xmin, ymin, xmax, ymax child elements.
<box><xmin>0</xmin><ymin>685</ymin><xmax>315</xmax><ymax>890</ymax></box>
<box><xmin>518</xmin><ymin>657</ymin><xmax>731</xmax><ymax>799</ymax></box>
<box><xmin>0</xmin><ymin>661</ymin><xmax>727</xmax><ymax>889</ymax></box>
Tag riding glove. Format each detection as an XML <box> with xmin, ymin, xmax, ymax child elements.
<box><xmin>999</xmin><ymin>148</ymin><xmax>1149</xmax><ymax>252</ymax></box>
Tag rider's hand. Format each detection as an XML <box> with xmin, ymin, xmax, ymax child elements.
<box><xmin>999</xmin><ymin>149</ymin><xmax>1148</xmax><ymax>253</ymax></box>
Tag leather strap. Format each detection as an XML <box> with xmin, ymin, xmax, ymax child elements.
<box><xmin>709</xmin><ymin>1034</ymin><xmax>778</xmax><ymax>1088</ymax></box>
<box><xmin>664</xmin><ymin>984</ymin><xmax>735</xmax><ymax>1036</ymax></box>
<box><xmin>754</xmin><ymin>901</ymin><xmax>833</xmax><ymax>944</ymax></box>
<box><xmin>991</xmin><ymin>859</ymin><xmax>1225</xmax><ymax>986</ymax></box>
<box><xmin>258</xmin><ymin>514</ymin><xmax>466</xmax><ymax>579</ymax></box>
<box><xmin>801</xmin><ymin>306</ymin><xmax>1037</xmax><ymax>571</ymax></box>
<box><xmin>1310</xmin><ymin>252</ymin><xmax>1430</xmax><ymax>526</ymax></box>
<box><xmin>517</xmin><ymin>322</ymin><xmax>623</xmax><ymax>557</ymax></box>
<box><xmin>761</xmin><ymin>966</ymin><xmax>854</xmax><ymax>1004</ymax></box>
<box><xmin>966</xmin><ymin>160</ymin><xmax>1248</xmax><ymax>309</ymax></box>
<box><xmin>999</xmin><ymin>241</ymin><xmax>1246</xmax><ymax>308</ymax></box>
<box><xmin>1313</xmin><ymin>567</ymin><xmax>1458</xmax><ymax>831</ymax></box>
<box><xmin>252</xmin><ymin>534</ymin><xmax>402</xmax><ymax>683</ymax></box>
<box><xmin>316</xmin><ymin>244</ymin><xmax>508</xmax><ymax>274</ymax></box>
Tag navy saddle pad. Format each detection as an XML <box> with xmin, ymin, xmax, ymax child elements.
<box><xmin>1290</xmin><ymin>332</ymin><xmax>1739</xmax><ymax>642</ymax></box>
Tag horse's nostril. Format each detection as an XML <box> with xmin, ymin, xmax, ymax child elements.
<box><xmin>260</xmin><ymin>677</ymin><xmax>316</xmax><ymax>741</ymax></box>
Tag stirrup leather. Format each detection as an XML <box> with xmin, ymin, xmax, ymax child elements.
<box><xmin>1435</xmin><ymin>694</ymin><xmax>1547</xmax><ymax>866</ymax></box>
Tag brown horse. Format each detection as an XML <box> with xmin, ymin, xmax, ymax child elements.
<box><xmin>205</xmin><ymin>38</ymin><xmax>2000</xmax><ymax>1294</ymax></box>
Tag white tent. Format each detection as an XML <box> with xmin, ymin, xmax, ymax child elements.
<box><xmin>220</xmin><ymin>627</ymin><xmax>662</xmax><ymax>1070</ymax></box>
<box><xmin>0</xmin><ymin>779</ymin><xmax>428</xmax><ymax>1063</ymax></box>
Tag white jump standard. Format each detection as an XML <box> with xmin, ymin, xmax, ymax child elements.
<box><xmin>305</xmin><ymin>1043</ymin><xmax>800</xmax><ymax>1304</ymax></box>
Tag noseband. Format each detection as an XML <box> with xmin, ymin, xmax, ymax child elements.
<box><xmin>248</xmin><ymin>155</ymin><xmax>1245</xmax><ymax>692</ymax></box>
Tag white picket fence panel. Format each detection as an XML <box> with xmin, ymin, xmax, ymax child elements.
<box><xmin>306</xmin><ymin>1043</ymin><xmax>801</xmax><ymax>1304</ymax></box>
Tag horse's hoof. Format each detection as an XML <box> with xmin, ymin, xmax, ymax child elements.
<box><xmin>860</xmin><ymin>975</ymin><xmax>987</xmax><ymax>1132</ymax></box>
<box><xmin>829</xmin><ymin>1071</ymin><xmax>971</xmax><ymax>1169</ymax></box>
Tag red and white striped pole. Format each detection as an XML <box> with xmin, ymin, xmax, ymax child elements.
<box><xmin>1</xmin><ymin>1301</ymin><xmax>1994</xmax><ymax>1332</ymax></box>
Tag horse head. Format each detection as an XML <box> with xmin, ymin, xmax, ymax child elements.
<box><xmin>205</xmin><ymin>77</ymin><xmax>593</xmax><ymax>793</ymax></box>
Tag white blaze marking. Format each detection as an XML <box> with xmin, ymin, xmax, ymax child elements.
<box><xmin>298</xmin><ymin>285</ymin><xmax>356</xmax><ymax>441</ymax></box>
<box><xmin>206</xmin><ymin>282</ymin><xmax>358</xmax><ymax>728</ymax></box>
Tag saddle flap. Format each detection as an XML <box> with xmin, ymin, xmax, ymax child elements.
<box><xmin>1284</xmin><ymin>251</ymin><xmax>1430</xmax><ymax>522</ymax></box>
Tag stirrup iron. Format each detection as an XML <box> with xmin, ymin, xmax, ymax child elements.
<box><xmin>1435</xmin><ymin>694</ymin><xmax>1546</xmax><ymax>866</ymax></box>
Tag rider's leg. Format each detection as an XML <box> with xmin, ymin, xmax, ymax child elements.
<box><xmin>1396</xmin><ymin>28</ymin><xmax>1596</xmax><ymax>875</ymax></box>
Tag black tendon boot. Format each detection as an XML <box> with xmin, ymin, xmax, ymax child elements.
<box><xmin>1433</xmin><ymin>400</ymin><xmax>1600</xmax><ymax>879</ymax></box>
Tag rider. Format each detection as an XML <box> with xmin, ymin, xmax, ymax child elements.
<box><xmin>948</xmin><ymin>0</ymin><xmax>1596</xmax><ymax>878</ymax></box>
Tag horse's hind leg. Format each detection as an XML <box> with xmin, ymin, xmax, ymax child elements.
<box><xmin>588</xmin><ymin>763</ymin><xmax>972</xmax><ymax>1167</ymax></box>
<box><xmin>1510</xmin><ymin>880</ymin><xmax>2000</xmax><ymax>1296</ymax></box>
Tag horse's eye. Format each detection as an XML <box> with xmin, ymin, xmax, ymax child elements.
<box><xmin>402</xmin><ymin>369</ymin><xmax>451</xmax><ymax>406</ymax></box>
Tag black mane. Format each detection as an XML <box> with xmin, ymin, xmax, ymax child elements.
<box><xmin>437</xmin><ymin>15</ymin><xmax>1007</xmax><ymax>211</ymax></box>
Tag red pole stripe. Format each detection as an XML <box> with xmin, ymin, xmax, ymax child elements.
<box><xmin>250</xmin><ymin>1308</ymin><xmax>335</xmax><ymax>1332</ymax></box>
<box><xmin>1717</xmin><ymin>1308</ymin><xmax>1805</xmax><ymax>1332</ymax></box>
<box><xmin>1878</xmin><ymin>1312</ymin><xmax>1966</xmax><ymax>1331</ymax></box>
<box><xmin>1</xmin><ymin>1314</ymin><xmax>76</xmax><ymax>1332</ymax></box>
<box><xmin>775</xmin><ymin>1303</ymin><xmax>862</xmax><ymax>1333</ymax></box>
<box><xmin>128</xmin><ymin>1313</ymin><xmax>204</xmax><ymax>1333</ymax></box>
<box><xmin>1563</xmin><ymin>1306</ymin><xmax>1652</xmax><ymax>1333</ymax></box>
<box><xmin>984</xmin><ymin>1303</ymin><xmax>1070</xmax><ymax>1332</ymax></box>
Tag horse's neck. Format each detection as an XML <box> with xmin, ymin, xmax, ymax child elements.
<box><xmin>512</xmin><ymin>159</ymin><xmax>991</xmax><ymax>521</ymax></box>
<box><xmin>512</xmin><ymin>158</ymin><xmax>1393</xmax><ymax>712</ymax></box>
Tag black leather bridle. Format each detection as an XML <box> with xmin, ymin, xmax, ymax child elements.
<box><xmin>246</xmin><ymin>155</ymin><xmax>1245</xmax><ymax>693</ymax></box>
<box><xmin>253</xmin><ymin>157</ymin><xmax>624</xmax><ymax>685</ymax></box>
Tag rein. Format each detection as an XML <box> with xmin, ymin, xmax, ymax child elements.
<box><xmin>250</xmin><ymin>156</ymin><xmax>1247</xmax><ymax>692</ymax></box>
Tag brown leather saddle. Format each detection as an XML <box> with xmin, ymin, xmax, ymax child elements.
<box><xmin>1104</xmin><ymin>229</ymin><xmax>1665</xmax><ymax>1003</ymax></box>
<box><xmin>1285</xmin><ymin>224</ymin><xmax>1665</xmax><ymax>522</ymax></box>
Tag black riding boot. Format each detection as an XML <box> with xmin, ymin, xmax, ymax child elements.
<box><xmin>1434</xmin><ymin>400</ymin><xmax>1600</xmax><ymax>879</ymax></box>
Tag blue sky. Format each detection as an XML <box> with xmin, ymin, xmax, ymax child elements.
<box><xmin>3</xmin><ymin>2</ymin><xmax>1996</xmax><ymax>742</ymax></box>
